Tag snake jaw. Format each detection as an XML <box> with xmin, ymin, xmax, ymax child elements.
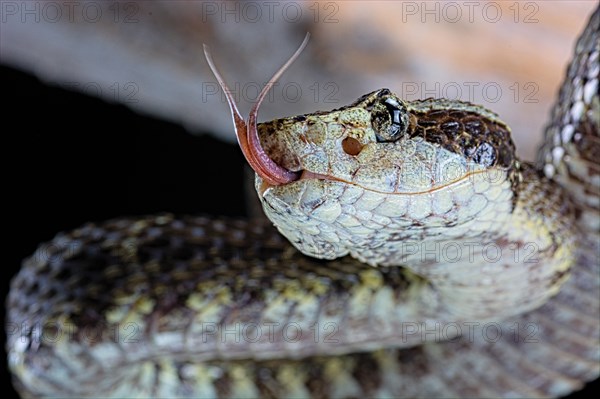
<box><xmin>203</xmin><ymin>34</ymin><xmax>310</xmax><ymax>186</ymax></box>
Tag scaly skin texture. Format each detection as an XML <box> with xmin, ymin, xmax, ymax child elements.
<box><xmin>257</xmin><ymin>92</ymin><xmax>573</xmax><ymax>321</ymax></box>
<box><xmin>6</xmin><ymin>6</ymin><xmax>599</xmax><ymax>399</ymax></box>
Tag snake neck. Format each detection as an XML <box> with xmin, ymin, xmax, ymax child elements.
<box><xmin>405</xmin><ymin>163</ymin><xmax>577</xmax><ymax>319</ymax></box>
<box><xmin>259</xmin><ymin>161</ymin><xmax>577</xmax><ymax>322</ymax></box>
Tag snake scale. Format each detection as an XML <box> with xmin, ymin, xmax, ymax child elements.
<box><xmin>6</xmin><ymin>6</ymin><xmax>599</xmax><ymax>398</ymax></box>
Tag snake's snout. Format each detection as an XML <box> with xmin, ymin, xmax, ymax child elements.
<box><xmin>203</xmin><ymin>34</ymin><xmax>311</xmax><ymax>187</ymax></box>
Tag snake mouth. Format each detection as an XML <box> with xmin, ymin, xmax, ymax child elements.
<box><xmin>204</xmin><ymin>35</ymin><xmax>310</xmax><ymax>186</ymax></box>
<box><xmin>297</xmin><ymin>168</ymin><xmax>482</xmax><ymax>196</ymax></box>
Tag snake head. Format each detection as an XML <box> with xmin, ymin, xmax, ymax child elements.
<box><xmin>205</xmin><ymin>35</ymin><xmax>519</xmax><ymax>263</ymax></box>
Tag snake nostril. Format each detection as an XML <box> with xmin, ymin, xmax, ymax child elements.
<box><xmin>342</xmin><ymin>137</ymin><xmax>363</xmax><ymax>156</ymax></box>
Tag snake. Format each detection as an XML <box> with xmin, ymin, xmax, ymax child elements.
<box><xmin>6</xmin><ymin>6</ymin><xmax>599</xmax><ymax>398</ymax></box>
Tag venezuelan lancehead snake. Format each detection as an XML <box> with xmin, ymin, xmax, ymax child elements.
<box><xmin>6</xmin><ymin>6</ymin><xmax>599</xmax><ymax>398</ymax></box>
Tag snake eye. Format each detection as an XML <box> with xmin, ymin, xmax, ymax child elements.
<box><xmin>371</xmin><ymin>96</ymin><xmax>409</xmax><ymax>142</ymax></box>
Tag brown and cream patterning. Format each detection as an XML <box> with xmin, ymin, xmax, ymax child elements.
<box><xmin>7</xmin><ymin>5</ymin><xmax>599</xmax><ymax>398</ymax></box>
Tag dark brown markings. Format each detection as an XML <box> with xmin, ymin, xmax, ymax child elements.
<box><xmin>407</xmin><ymin>107</ymin><xmax>516</xmax><ymax>172</ymax></box>
<box><xmin>213</xmin><ymin>367</ymin><xmax>231</xmax><ymax>399</ymax></box>
<box><xmin>351</xmin><ymin>352</ymin><xmax>382</xmax><ymax>396</ymax></box>
<box><xmin>396</xmin><ymin>346</ymin><xmax>430</xmax><ymax>378</ymax></box>
<box><xmin>305</xmin><ymin>361</ymin><xmax>329</xmax><ymax>399</ymax></box>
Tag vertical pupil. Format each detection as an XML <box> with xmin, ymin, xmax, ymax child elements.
<box><xmin>373</xmin><ymin>97</ymin><xmax>407</xmax><ymax>142</ymax></box>
<box><xmin>391</xmin><ymin>109</ymin><xmax>401</xmax><ymax>125</ymax></box>
<box><xmin>385</xmin><ymin>101</ymin><xmax>404</xmax><ymax>137</ymax></box>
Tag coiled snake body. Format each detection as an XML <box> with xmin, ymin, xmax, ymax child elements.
<box><xmin>7</xmin><ymin>7</ymin><xmax>599</xmax><ymax>398</ymax></box>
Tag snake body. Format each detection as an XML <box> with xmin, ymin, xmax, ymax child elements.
<box><xmin>7</xmin><ymin>7</ymin><xmax>599</xmax><ymax>398</ymax></box>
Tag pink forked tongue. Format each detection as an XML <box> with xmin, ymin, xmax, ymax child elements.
<box><xmin>203</xmin><ymin>33</ymin><xmax>310</xmax><ymax>186</ymax></box>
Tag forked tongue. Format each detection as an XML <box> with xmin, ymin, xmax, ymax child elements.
<box><xmin>203</xmin><ymin>34</ymin><xmax>310</xmax><ymax>186</ymax></box>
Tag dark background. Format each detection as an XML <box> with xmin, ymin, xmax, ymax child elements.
<box><xmin>2</xmin><ymin>64</ymin><xmax>598</xmax><ymax>398</ymax></box>
<box><xmin>2</xmin><ymin>64</ymin><xmax>247</xmax><ymax>397</ymax></box>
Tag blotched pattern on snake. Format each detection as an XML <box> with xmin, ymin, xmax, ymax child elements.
<box><xmin>7</xmin><ymin>6</ymin><xmax>599</xmax><ymax>398</ymax></box>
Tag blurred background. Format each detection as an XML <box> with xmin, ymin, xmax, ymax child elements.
<box><xmin>3</xmin><ymin>0</ymin><xmax>597</xmax><ymax>156</ymax></box>
<box><xmin>2</xmin><ymin>1</ymin><xmax>598</xmax><ymax>397</ymax></box>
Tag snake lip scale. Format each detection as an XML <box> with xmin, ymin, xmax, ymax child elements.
<box><xmin>6</xmin><ymin>6</ymin><xmax>599</xmax><ymax>398</ymax></box>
